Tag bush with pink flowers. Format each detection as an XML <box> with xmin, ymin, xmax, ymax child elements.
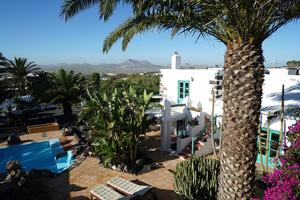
<box><xmin>262</xmin><ymin>120</ymin><xmax>300</xmax><ymax>200</ymax></box>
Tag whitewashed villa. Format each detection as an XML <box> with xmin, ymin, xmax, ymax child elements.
<box><xmin>158</xmin><ymin>53</ymin><xmax>300</xmax><ymax>166</ymax></box>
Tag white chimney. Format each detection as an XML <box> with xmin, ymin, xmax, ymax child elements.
<box><xmin>171</xmin><ymin>52</ymin><xmax>181</xmax><ymax>69</ymax></box>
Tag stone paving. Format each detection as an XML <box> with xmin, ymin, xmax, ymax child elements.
<box><xmin>46</xmin><ymin>131</ymin><xmax>182</xmax><ymax>200</ymax></box>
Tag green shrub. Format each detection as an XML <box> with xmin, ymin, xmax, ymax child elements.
<box><xmin>80</xmin><ymin>87</ymin><xmax>153</xmax><ymax>166</ymax></box>
<box><xmin>101</xmin><ymin>74</ymin><xmax>159</xmax><ymax>96</ymax></box>
<box><xmin>173</xmin><ymin>156</ymin><xmax>220</xmax><ymax>200</ymax></box>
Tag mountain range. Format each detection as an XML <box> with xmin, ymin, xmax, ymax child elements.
<box><xmin>40</xmin><ymin>59</ymin><xmax>212</xmax><ymax>74</ymax></box>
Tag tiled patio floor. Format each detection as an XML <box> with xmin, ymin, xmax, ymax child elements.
<box><xmin>45</xmin><ymin>131</ymin><xmax>182</xmax><ymax>200</ymax></box>
<box><xmin>0</xmin><ymin>131</ymin><xmax>78</xmax><ymax>151</ymax></box>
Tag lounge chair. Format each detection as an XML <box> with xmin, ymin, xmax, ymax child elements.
<box><xmin>90</xmin><ymin>184</ymin><xmax>130</xmax><ymax>200</ymax></box>
<box><xmin>107</xmin><ymin>177</ymin><xmax>152</xmax><ymax>197</ymax></box>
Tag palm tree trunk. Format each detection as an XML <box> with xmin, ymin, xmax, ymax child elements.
<box><xmin>63</xmin><ymin>102</ymin><xmax>73</xmax><ymax>123</ymax></box>
<box><xmin>218</xmin><ymin>42</ymin><xmax>265</xmax><ymax>199</ymax></box>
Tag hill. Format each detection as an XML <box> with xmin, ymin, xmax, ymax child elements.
<box><xmin>40</xmin><ymin>59</ymin><xmax>167</xmax><ymax>74</ymax></box>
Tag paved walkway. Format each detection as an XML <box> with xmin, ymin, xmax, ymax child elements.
<box><xmin>46</xmin><ymin>131</ymin><xmax>182</xmax><ymax>200</ymax></box>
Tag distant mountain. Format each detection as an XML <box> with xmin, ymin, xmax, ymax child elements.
<box><xmin>120</xmin><ymin>59</ymin><xmax>154</xmax><ymax>67</ymax></box>
<box><xmin>165</xmin><ymin>62</ymin><xmax>212</xmax><ymax>69</ymax></box>
<box><xmin>40</xmin><ymin>59</ymin><xmax>167</xmax><ymax>74</ymax></box>
<box><xmin>181</xmin><ymin>63</ymin><xmax>210</xmax><ymax>69</ymax></box>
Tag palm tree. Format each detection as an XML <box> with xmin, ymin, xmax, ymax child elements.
<box><xmin>50</xmin><ymin>68</ymin><xmax>86</xmax><ymax>122</ymax></box>
<box><xmin>28</xmin><ymin>71</ymin><xmax>53</xmax><ymax>103</ymax></box>
<box><xmin>0</xmin><ymin>52</ymin><xmax>7</xmax><ymax>67</ymax></box>
<box><xmin>0</xmin><ymin>52</ymin><xmax>8</xmax><ymax>75</ymax></box>
<box><xmin>0</xmin><ymin>53</ymin><xmax>10</xmax><ymax>102</ymax></box>
<box><xmin>5</xmin><ymin>57</ymin><xmax>40</xmax><ymax>96</ymax></box>
<box><xmin>61</xmin><ymin>1</ymin><xmax>300</xmax><ymax>198</ymax></box>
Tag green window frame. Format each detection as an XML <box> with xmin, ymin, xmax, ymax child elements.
<box><xmin>178</xmin><ymin>80</ymin><xmax>190</xmax><ymax>103</ymax></box>
<box><xmin>256</xmin><ymin>128</ymin><xmax>282</xmax><ymax>168</ymax></box>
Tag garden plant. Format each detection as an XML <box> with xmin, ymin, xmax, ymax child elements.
<box><xmin>262</xmin><ymin>120</ymin><xmax>300</xmax><ymax>200</ymax></box>
<box><xmin>80</xmin><ymin>87</ymin><xmax>153</xmax><ymax>167</ymax></box>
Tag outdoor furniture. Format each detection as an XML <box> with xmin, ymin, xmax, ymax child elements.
<box><xmin>90</xmin><ymin>184</ymin><xmax>129</xmax><ymax>200</ymax></box>
<box><xmin>107</xmin><ymin>177</ymin><xmax>152</xmax><ymax>197</ymax></box>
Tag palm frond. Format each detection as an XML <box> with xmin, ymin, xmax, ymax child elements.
<box><xmin>99</xmin><ymin>0</ymin><xmax>117</xmax><ymax>21</ymax></box>
<box><xmin>50</xmin><ymin>68</ymin><xmax>86</xmax><ymax>105</ymax></box>
<box><xmin>102</xmin><ymin>5</ymin><xmax>220</xmax><ymax>53</ymax></box>
<box><xmin>61</xmin><ymin>0</ymin><xmax>100</xmax><ymax>21</ymax></box>
<box><xmin>62</xmin><ymin>0</ymin><xmax>300</xmax><ymax>48</ymax></box>
<box><xmin>61</xmin><ymin>0</ymin><xmax>135</xmax><ymax>21</ymax></box>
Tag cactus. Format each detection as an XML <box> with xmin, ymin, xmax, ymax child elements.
<box><xmin>173</xmin><ymin>156</ymin><xmax>220</xmax><ymax>200</ymax></box>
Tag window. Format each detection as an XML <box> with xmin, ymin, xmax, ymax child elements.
<box><xmin>178</xmin><ymin>80</ymin><xmax>190</xmax><ymax>103</ymax></box>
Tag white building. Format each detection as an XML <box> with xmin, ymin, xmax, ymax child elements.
<box><xmin>159</xmin><ymin>53</ymin><xmax>300</xmax><ymax>161</ymax></box>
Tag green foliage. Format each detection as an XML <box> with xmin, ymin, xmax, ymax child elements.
<box><xmin>0</xmin><ymin>52</ymin><xmax>7</xmax><ymax>67</ymax></box>
<box><xmin>81</xmin><ymin>86</ymin><xmax>153</xmax><ymax>166</ymax></box>
<box><xmin>49</xmin><ymin>68</ymin><xmax>86</xmax><ymax>121</ymax></box>
<box><xmin>61</xmin><ymin>1</ymin><xmax>300</xmax><ymax>51</ymax></box>
<box><xmin>173</xmin><ymin>156</ymin><xmax>220</xmax><ymax>200</ymax></box>
<box><xmin>28</xmin><ymin>71</ymin><xmax>53</xmax><ymax>103</ymax></box>
<box><xmin>4</xmin><ymin>57</ymin><xmax>40</xmax><ymax>96</ymax></box>
<box><xmin>287</xmin><ymin>60</ymin><xmax>300</xmax><ymax>68</ymax></box>
<box><xmin>88</xmin><ymin>72</ymin><xmax>101</xmax><ymax>90</ymax></box>
<box><xmin>101</xmin><ymin>74</ymin><xmax>159</xmax><ymax>96</ymax></box>
<box><xmin>0</xmin><ymin>53</ymin><xmax>12</xmax><ymax>102</ymax></box>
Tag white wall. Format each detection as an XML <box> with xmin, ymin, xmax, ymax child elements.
<box><xmin>160</xmin><ymin>68</ymin><xmax>300</xmax><ymax>130</ymax></box>
<box><xmin>261</xmin><ymin>68</ymin><xmax>300</xmax><ymax>130</ymax></box>
<box><xmin>160</xmin><ymin>68</ymin><xmax>222</xmax><ymax>114</ymax></box>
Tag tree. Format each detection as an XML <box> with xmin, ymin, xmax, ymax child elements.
<box><xmin>0</xmin><ymin>52</ymin><xmax>7</xmax><ymax>68</ymax></box>
<box><xmin>28</xmin><ymin>71</ymin><xmax>53</xmax><ymax>103</ymax></box>
<box><xmin>287</xmin><ymin>60</ymin><xmax>300</xmax><ymax>68</ymax></box>
<box><xmin>88</xmin><ymin>72</ymin><xmax>101</xmax><ymax>90</ymax></box>
<box><xmin>0</xmin><ymin>52</ymin><xmax>10</xmax><ymax>102</ymax></box>
<box><xmin>5</xmin><ymin>57</ymin><xmax>40</xmax><ymax>96</ymax></box>
<box><xmin>61</xmin><ymin>1</ymin><xmax>300</xmax><ymax>198</ymax></box>
<box><xmin>0</xmin><ymin>53</ymin><xmax>8</xmax><ymax>80</ymax></box>
<box><xmin>100</xmin><ymin>74</ymin><xmax>160</xmax><ymax>95</ymax></box>
<box><xmin>50</xmin><ymin>68</ymin><xmax>86</xmax><ymax>122</ymax></box>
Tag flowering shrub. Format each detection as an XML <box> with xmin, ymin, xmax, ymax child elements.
<box><xmin>262</xmin><ymin>121</ymin><xmax>300</xmax><ymax>200</ymax></box>
<box><xmin>288</xmin><ymin>120</ymin><xmax>300</xmax><ymax>143</ymax></box>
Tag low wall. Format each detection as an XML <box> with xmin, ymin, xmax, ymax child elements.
<box><xmin>27</xmin><ymin>123</ymin><xmax>60</xmax><ymax>134</ymax></box>
<box><xmin>177</xmin><ymin>136</ymin><xmax>191</xmax><ymax>154</ymax></box>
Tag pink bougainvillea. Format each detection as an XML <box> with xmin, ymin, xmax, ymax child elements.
<box><xmin>262</xmin><ymin>120</ymin><xmax>300</xmax><ymax>200</ymax></box>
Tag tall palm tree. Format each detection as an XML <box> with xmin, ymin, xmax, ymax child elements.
<box><xmin>61</xmin><ymin>1</ymin><xmax>300</xmax><ymax>198</ymax></box>
<box><xmin>50</xmin><ymin>68</ymin><xmax>86</xmax><ymax>122</ymax></box>
<box><xmin>5</xmin><ymin>57</ymin><xmax>40</xmax><ymax>96</ymax></box>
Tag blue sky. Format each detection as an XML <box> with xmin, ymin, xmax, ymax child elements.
<box><xmin>1</xmin><ymin>0</ymin><xmax>300</xmax><ymax>66</ymax></box>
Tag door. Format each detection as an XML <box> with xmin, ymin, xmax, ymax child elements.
<box><xmin>256</xmin><ymin>128</ymin><xmax>281</xmax><ymax>168</ymax></box>
<box><xmin>178</xmin><ymin>80</ymin><xmax>190</xmax><ymax>103</ymax></box>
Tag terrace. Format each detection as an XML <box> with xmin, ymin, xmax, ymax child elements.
<box><xmin>0</xmin><ymin>130</ymin><xmax>182</xmax><ymax>200</ymax></box>
<box><xmin>45</xmin><ymin>132</ymin><xmax>181</xmax><ymax>200</ymax></box>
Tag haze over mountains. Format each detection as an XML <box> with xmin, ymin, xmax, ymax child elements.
<box><xmin>40</xmin><ymin>59</ymin><xmax>211</xmax><ymax>74</ymax></box>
